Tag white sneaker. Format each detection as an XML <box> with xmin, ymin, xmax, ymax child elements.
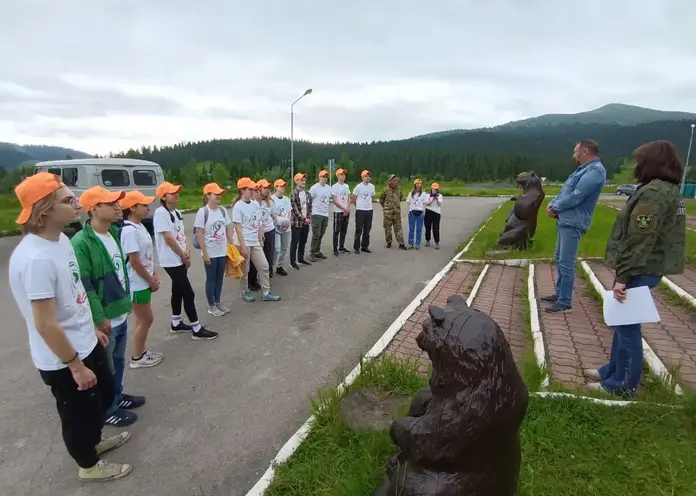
<box><xmin>208</xmin><ymin>306</ymin><xmax>225</xmax><ymax>317</ymax></box>
<box><xmin>129</xmin><ymin>351</ymin><xmax>163</xmax><ymax>369</ymax></box>
<box><xmin>586</xmin><ymin>382</ymin><xmax>607</xmax><ymax>393</ymax></box>
<box><xmin>216</xmin><ymin>304</ymin><xmax>231</xmax><ymax>315</ymax></box>
<box><xmin>583</xmin><ymin>368</ymin><xmax>602</xmax><ymax>381</ymax></box>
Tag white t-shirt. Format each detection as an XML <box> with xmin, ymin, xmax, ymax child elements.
<box><xmin>353</xmin><ymin>182</ymin><xmax>375</xmax><ymax>211</ymax></box>
<box><xmin>425</xmin><ymin>193</ymin><xmax>444</xmax><ymax>214</ymax></box>
<box><xmin>153</xmin><ymin>205</ymin><xmax>187</xmax><ymax>268</ymax></box>
<box><xmin>95</xmin><ymin>232</ymin><xmax>128</xmax><ymax>327</ymax></box>
<box><xmin>407</xmin><ymin>191</ymin><xmax>426</xmax><ymax>212</ymax></box>
<box><xmin>298</xmin><ymin>190</ymin><xmax>308</xmax><ymax>218</ymax></box>
<box><xmin>309</xmin><ymin>183</ymin><xmax>332</xmax><ymax>217</ymax></box>
<box><xmin>194</xmin><ymin>206</ymin><xmax>231</xmax><ymax>258</ymax></box>
<box><xmin>272</xmin><ymin>195</ymin><xmax>292</xmax><ymax>233</ymax></box>
<box><xmin>120</xmin><ymin>221</ymin><xmax>154</xmax><ymax>292</ymax></box>
<box><xmin>331</xmin><ymin>182</ymin><xmax>351</xmax><ymax>214</ymax></box>
<box><xmin>9</xmin><ymin>233</ymin><xmax>97</xmax><ymax>371</ymax></box>
<box><xmin>232</xmin><ymin>199</ymin><xmax>261</xmax><ymax>247</ymax></box>
<box><xmin>258</xmin><ymin>199</ymin><xmax>276</xmax><ymax>233</ymax></box>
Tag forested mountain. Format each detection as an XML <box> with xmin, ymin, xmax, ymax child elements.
<box><xmin>117</xmin><ymin>118</ymin><xmax>696</xmax><ymax>183</ymax></box>
<box><xmin>0</xmin><ymin>142</ymin><xmax>92</xmax><ymax>169</ymax></box>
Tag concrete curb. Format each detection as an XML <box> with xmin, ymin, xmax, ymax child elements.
<box><xmin>662</xmin><ymin>276</ymin><xmax>696</xmax><ymax>309</ymax></box>
<box><xmin>528</xmin><ymin>263</ymin><xmax>549</xmax><ymax>390</ymax></box>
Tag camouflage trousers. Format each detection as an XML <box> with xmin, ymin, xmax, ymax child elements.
<box><xmin>383</xmin><ymin>210</ymin><xmax>404</xmax><ymax>245</ymax></box>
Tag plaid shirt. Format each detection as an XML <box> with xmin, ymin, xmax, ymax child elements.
<box><xmin>290</xmin><ymin>187</ymin><xmax>312</xmax><ymax>228</ymax></box>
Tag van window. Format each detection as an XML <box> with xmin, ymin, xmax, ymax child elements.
<box><xmin>62</xmin><ymin>167</ymin><xmax>78</xmax><ymax>187</ymax></box>
<box><xmin>133</xmin><ymin>169</ymin><xmax>157</xmax><ymax>186</ymax></box>
<box><xmin>102</xmin><ymin>169</ymin><xmax>130</xmax><ymax>187</ymax></box>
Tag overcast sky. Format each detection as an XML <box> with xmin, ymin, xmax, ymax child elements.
<box><xmin>1</xmin><ymin>0</ymin><xmax>695</xmax><ymax>155</ymax></box>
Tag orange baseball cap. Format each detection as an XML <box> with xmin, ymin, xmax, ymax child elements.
<box><xmin>293</xmin><ymin>173</ymin><xmax>307</xmax><ymax>182</ymax></box>
<box><xmin>361</xmin><ymin>170</ymin><xmax>371</xmax><ymax>177</ymax></box>
<box><xmin>14</xmin><ymin>172</ymin><xmax>64</xmax><ymax>224</ymax></box>
<box><xmin>431</xmin><ymin>182</ymin><xmax>440</xmax><ymax>190</ymax></box>
<box><xmin>80</xmin><ymin>186</ymin><xmax>126</xmax><ymax>212</ymax></box>
<box><xmin>237</xmin><ymin>177</ymin><xmax>257</xmax><ymax>189</ymax></box>
<box><xmin>256</xmin><ymin>179</ymin><xmax>271</xmax><ymax>188</ymax></box>
<box><xmin>203</xmin><ymin>183</ymin><xmax>226</xmax><ymax>195</ymax></box>
<box><xmin>335</xmin><ymin>168</ymin><xmax>347</xmax><ymax>177</ymax></box>
<box><xmin>318</xmin><ymin>170</ymin><xmax>329</xmax><ymax>177</ymax></box>
<box><xmin>274</xmin><ymin>179</ymin><xmax>287</xmax><ymax>187</ymax></box>
<box><xmin>120</xmin><ymin>190</ymin><xmax>155</xmax><ymax>209</ymax></box>
<box><xmin>413</xmin><ymin>178</ymin><xmax>422</xmax><ymax>185</ymax></box>
<box><xmin>156</xmin><ymin>181</ymin><xmax>183</xmax><ymax>198</ymax></box>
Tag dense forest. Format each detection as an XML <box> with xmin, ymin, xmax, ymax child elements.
<box><xmin>112</xmin><ymin>119</ymin><xmax>695</xmax><ymax>184</ymax></box>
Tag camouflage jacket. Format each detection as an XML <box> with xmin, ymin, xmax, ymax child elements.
<box><xmin>605</xmin><ymin>179</ymin><xmax>685</xmax><ymax>283</ymax></box>
<box><xmin>379</xmin><ymin>186</ymin><xmax>403</xmax><ymax>213</ymax></box>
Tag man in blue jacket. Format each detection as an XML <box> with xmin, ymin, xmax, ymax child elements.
<box><xmin>541</xmin><ymin>139</ymin><xmax>606</xmax><ymax>313</ymax></box>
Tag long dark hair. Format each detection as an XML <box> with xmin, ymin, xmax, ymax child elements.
<box><xmin>160</xmin><ymin>198</ymin><xmax>183</xmax><ymax>222</ymax></box>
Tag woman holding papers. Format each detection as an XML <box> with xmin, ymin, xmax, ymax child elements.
<box><xmin>585</xmin><ymin>140</ymin><xmax>686</xmax><ymax>397</ymax></box>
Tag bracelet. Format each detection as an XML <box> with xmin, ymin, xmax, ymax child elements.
<box><xmin>62</xmin><ymin>351</ymin><xmax>79</xmax><ymax>365</ymax></box>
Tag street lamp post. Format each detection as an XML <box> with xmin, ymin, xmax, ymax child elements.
<box><xmin>290</xmin><ymin>88</ymin><xmax>313</xmax><ymax>183</ymax></box>
<box><xmin>681</xmin><ymin>123</ymin><xmax>696</xmax><ymax>197</ymax></box>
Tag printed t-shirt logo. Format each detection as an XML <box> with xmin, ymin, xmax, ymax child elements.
<box><xmin>249</xmin><ymin>208</ymin><xmax>260</xmax><ymax>230</ymax></box>
<box><xmin>112</xmin><ymin>253</ymin><xmax>126</xmax><ymax>287</ymax></box>
<box><xmin>69</xmin><ymin>259</ymin><xmax>89</xmax><ymax>319</ymax></box>
<box><xmin>211</xmin><ymin>220</ymin><xmax>225</xmax><ymax>241</ymax></box>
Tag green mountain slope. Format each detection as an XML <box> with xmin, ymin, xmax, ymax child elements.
<box><xmin>0</xmin><ymin>142</ymin><xmax>92</xmax><ymax>169</ymax></box>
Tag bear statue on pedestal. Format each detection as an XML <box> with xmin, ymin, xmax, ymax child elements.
<box><xmin>498</xmin><ymin>171</ymin><xmax>545</xmax><ymax>250</ymax></box>
<box><xmin>373</xmin><ymin>295</ymin><xmax>529</xmax><ymax>496</ymax></box>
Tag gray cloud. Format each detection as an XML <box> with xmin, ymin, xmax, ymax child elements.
<box><xmin>1</xmin><ymin>0</ymin><xmax>695</xmax><ymax>154</ymax></box>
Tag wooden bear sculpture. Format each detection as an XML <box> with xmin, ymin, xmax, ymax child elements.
<box><xmin>373</xmin><ymin>295</ymin><xmax>529</xmax><ymax>496</ymax></box>
<box><xmin>498</xmin><ymin>171</ymin><xmax>545</xmax><ymax>249</ymax></box>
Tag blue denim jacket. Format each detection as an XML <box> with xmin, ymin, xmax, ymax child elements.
<box><xmin>549</xmin><ymin>159</ymin><xmax>606</xmax><ymax>234</ymax></box>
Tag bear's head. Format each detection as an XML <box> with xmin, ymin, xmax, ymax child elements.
<box><xmin>515</xmin><ymin>171</ymin><xmax>543</xmax><ymax>194</ymax></box>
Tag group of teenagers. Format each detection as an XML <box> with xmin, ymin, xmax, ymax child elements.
<box><xmin>7</xmin><ymin>166</ymin><xmax>445</xmax><ymax>483</ymax></box>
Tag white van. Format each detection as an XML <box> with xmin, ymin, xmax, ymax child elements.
<box><xmin>33</xmin><ymin>158</ymin><xmax>165</xmax><ymax>235</ymax></box>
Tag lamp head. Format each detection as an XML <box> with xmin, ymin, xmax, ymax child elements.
<box><xmin>691</xmin><ymin>123</ymin><xmax>695</xmax><ymax>129</ymax></box>
<box><xmin>304</xmin><ymin>88</ymin><xmax>313</xmax><ymax>96</ymax></box>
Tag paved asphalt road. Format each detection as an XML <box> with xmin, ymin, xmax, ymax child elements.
<box><xmin>0</xmin><ymin>197</ymin><xmax>501</xmax><ymax>496</ymax></box>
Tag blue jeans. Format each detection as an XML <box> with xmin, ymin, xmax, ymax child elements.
<box><xmin>408</xmin><ymin>211</ymin><xmax>424</xmax><ymax>247</ymax></box>
<box><xmin>204</xmin><ymin>255</ymin><xmax>226</xmax><ymax>306</ymax></box>
<box><xmin>553</xmin><ymin>225</ymin><xmax>582</xmax><ymax>308</ymax></box>
<box><xmin>598</xmin><ymin>274</ymin><xmax>662</xmax><ymax>396</ymax></box>
<box><xmin>105</xmin><ymin>320</ymin><xmax>128</xmax><ymax>415</ymax></box>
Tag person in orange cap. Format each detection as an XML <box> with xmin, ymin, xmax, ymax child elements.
<box><xmin>194</xmin><ymin>183</ymin><xmax>233</xmax><ymax>317</ymax></box>
<box><xmin>271</xmin><ymin>178</ymin><xmax>292</xmax><ymax>276</ymax></box>
<box><xmin>330</xmin><ymin>168</ymin><xmax>351</xmax><ymax>256</ymax></box>
<box><xmin>119</xmin><ymin>190</ymin><xmax>163</xmax><ymax>369</ymax></box>
<box><xmin>424</xmin><ymin>182</ymin><xmax>444</xmax><ymax>250</ymax></box>
<box><xmin>308</xmin><ymin>169</ymin><xmax>332</xmax><ymax>261</ymax></box>
<box><xmin>9</xmin><ymin>173</ymin><xmax>133</xmax><ymax>482</ymax></box>
<box><xmin>289</xmin><ymin>172</ymin><xmax>312</xmax><ymax>269</ymax></box>
<box><xmin>153</xmin><ymin>182</ymin><xmax>218</xmax><ymax>341</ymax></box>
<box><xmin>406</xmin><ymin>178</ymin><xmax>426</xmax><ymax>249</ymax></box>
<box><xmin>71</xmin><ymin>186</ymin><xmax>146</xmax><ymax>428</ymax></box>
<box><xmin>248</xmin><ymin>179</ymin><xmax>276</xmax><ymax>289</ymax></box>
<box><xmin>232</xmin><ymin>177</ymin><xmax>281</xmax><ymax>302</ymax></box>
<box><xmin>351</xmin><ymin>169</ymin><xmax>375</xmax><ymax>253</ymax></box>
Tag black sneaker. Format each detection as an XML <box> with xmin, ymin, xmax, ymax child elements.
<box><xmin>333</xmin><ymin>250</ymin><xmax>339</xmax><ymax>257</ymax></box>
<box><xmin>386</xmin><ymin>242</ymin><xmax>392</xmax><ymax>248</ymax></box>
<box><xmin>298</xmin><ymin>259</ymin><xmax>312</xmax><ymax>266</ymax></box>
<box><xmin>339</xmin><ymin>247</ymin><xmax>350</xmax><ymax>253</ymax></box>
<box><xmin>191</xmin><ymin>327</ymin><xmax>219</xmax><ymax>340</ymax></box>
<box><xmin>315</xmin><ymin>252</ymin><xmax>327</xmax><ymax>260</ymax></box>
<box><xmin>354</xmin><ymin>248</ymin><xmax>360</xmax><ymax>254</ymax></box>
<box><xmin>277</xmin><ymin>267</ymin><xmax>288</xmax><ymax>276</ymax></box>
<box><xmin>104</xmin><ymin>408</ymin><xmax>137</xmax><ymax>427</ymax></box>
<box><xmin>170</xmin><ymin>322</ymin><xmax>192</xmax><ymax>333</ymax></box>
<box><xmin>540</xmin><ymin>295</ymin><xmax>558</xmax><ymax>303</ymax></box>
<box><xmin>545</xmin><ymin>303</ymin><xmax>571</xmax><ymax>314</ymax></box>
<box><xmin>118</xmin><ymin>393</ymin><xmax>146</xmax><ymax>410</ymax></box>
<box><xmin>291</xmin><ymin>263</ymin><xmax>300</xmax><ymax>270</ymax></box>
<box><xmin>399</xmin><ymin>244</ymin><xmax>407</xmax><ymax>251</ymax></box>
<box><xmin>362</xmin><ymin>247</ymin><xmax>372</xmax><ymax>253</ymax></box>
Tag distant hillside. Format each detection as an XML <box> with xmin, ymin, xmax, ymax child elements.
<box><xmin>0</xmin><ymin>142</ymin><xmax>92</xmax><ymax>169</ymax></box>
<box><xmin>415</xmin><ymin>104</ymin><xmax>696</xmax><ymax>138</ymax></box>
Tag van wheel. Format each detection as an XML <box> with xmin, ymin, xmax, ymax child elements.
<box><xmin>142</xmin><ymin>218</ymin><xmax>154</xmax><ymax>236</ymax></box>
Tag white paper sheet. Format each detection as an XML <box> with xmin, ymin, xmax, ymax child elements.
<box><xmin>603</xmin><ymin>286</ymin><xmax>661</xmax><ymax>327</ymax></box>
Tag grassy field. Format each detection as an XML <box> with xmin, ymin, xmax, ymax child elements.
<box><xmin>265</xmin><ymin>357</ymin><xmax>696</xmax><ymax>496</ymax></box>
<box><xmin>464</xmin><ymin>197</ymin><xmax>696</xmax><ymax>264</ymax></box>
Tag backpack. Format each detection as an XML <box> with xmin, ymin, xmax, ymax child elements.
<box><xmin>192</xmin><ymin>206</ymin><xmax>228</xmax><ymax>249</ymax></box>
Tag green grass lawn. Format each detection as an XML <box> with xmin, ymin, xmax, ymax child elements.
<box><xmin>265</xmin><ymin>357</ymin><xmax>696</xmax><ymax>496</ymax></box>
<box><xmin>464</xmin><ymin>198</ymin><xmax>696</xmax><ymax>264</ymax></box>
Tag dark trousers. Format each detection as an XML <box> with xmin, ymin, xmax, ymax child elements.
<box><xmin>424</xmin><ymin>209</ymin><xmax>441</xmax><ymax>243</ymax></box>
<box><xmin>249</xmin><ymin>230</ymin><xmax>276</xmax><ymax>286</ymax></box>
<box><xmin>353</xmin><ymin>209</ymin><xmax>373</xmax><ymax>250</ymax></box>
<box><xmin>290</xmin><ymin>224</ymin><xmax>310</xmax><ymax>264</ymax></box>
<box><xmin>333</xmin><ymin>212</ymin><xmax>349</xmax><ymax>251</ymax></box>
<box><xmin>164</xmin><ymin>264</ymin><xmax>199</xmax><ymax>322</ymax></box>
<box><xmin>39</xmin><ymin>344</ymin><xmax>114</xmax><ymax>468</ymax></box>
